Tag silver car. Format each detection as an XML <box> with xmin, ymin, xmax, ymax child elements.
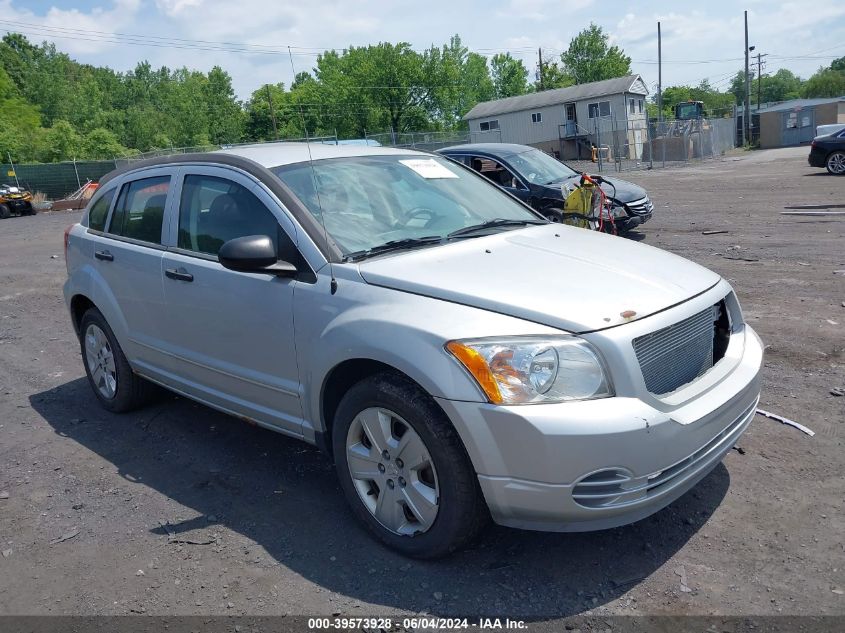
<box><xmin>63</xmin><ymin>143</ymin><xmax>763</xmax><ymax>558</ymax></box>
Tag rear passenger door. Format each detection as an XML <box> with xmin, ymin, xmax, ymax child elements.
<box><xmin>89</xmin><ymin>170</ymin><xmax>172</xmax><ymax>372</ymax></box>
<box><xmin>157</xmin><ymin>167</ymin><xmax>304</xmax><ymax>437</ymax></box>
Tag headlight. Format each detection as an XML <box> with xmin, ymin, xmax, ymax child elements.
<box><xmin>445</xmin><ymin>336</ymin><xmax>613</xmax><ymax>405</ymax></box>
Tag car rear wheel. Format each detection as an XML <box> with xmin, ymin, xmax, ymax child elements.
<box><xmin>332</xmin><ymin>371</ymin><xmax>487</xmax><ymax>558</ymax></box>
<box><xmin>0</xmin><ymin>204</ymin><xmax>10</xmax><ymax>219</ymax></box>
<box><xmin>826</xmin><ymin>151</ymin><xmax>845</xmax><ymax>175</ymax></box>
<box><xmin>79</xmin><ymin>308</ymin><xmax>157</xmax><ymax>412</ymax></box>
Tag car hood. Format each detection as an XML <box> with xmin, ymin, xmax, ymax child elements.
<box><xmin>357</xmin><ymin>224</ymin><xmax>720</xmax><ymax>333</ymax></box>
<box><xmin>540</xmin><ymin>175</ymin><xmax>647</xmax><ymax>203</ymax></box>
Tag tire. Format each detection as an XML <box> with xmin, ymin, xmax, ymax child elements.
<box><xmin>0</xmin><ymin>204</ymin><xmax>10</xmax><ymax>219</ymax></box>
<box><xmin>79</xmin><ymin>308</ymin><xmax>157</xmax><ymax>412</ymax></box>
<box><xmin>332</xmin><ymin>371</ymin><xmax>488</xmax><ymax>558</ymax></box>
<box><xmin>24</xmin><ymin>204</ymin><xmax>36</xmax><ymax>216</ymax></box>
<box><xmin>826</xmin><ymin>151</ymin><xmax>845</xmax><ymax>175</ymax></box>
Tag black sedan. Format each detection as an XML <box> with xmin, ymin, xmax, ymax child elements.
<box><xmin>808</xmin><ymin>129</ymin><xmax>845</xmax><ymax>175</ymax></box>
<box><xmin>439</xmin><ymin>143</ymin><xmax>654</xmax><ymax>232</ymax></box>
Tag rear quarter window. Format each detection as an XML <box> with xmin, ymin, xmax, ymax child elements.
<box><xmin>87</xmin><ymin>189</ymin><xmax>115</xmax><ymax>232</ymax></box>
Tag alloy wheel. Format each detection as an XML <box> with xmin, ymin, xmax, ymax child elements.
<box><xmin>345</xmin><ymin>407</ymin><xmax>439</xmax><ymax>535</ymax></box>
<box><xmin>828</xmin><ymin>152</ymin><xmax>845</xmax><ymax>175</ymax></box>
<box><xmin>84</xmin><ymin>323</ymin><xmax>117</xmax><ymax>399</ymax></box>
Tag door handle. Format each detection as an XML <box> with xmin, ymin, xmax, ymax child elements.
<box><xmin>94</xmin><ymin>250</ymin><xmax>113</xmax><ymax>261</ymax></box>
<box><xmin>165</xmin><ymin>268</ymin><xmax>194</xmax><ymax>282</ymax></box>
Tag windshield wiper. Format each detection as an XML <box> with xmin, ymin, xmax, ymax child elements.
<box><xmin>344</xmin><ymin>235</ymin><xmax>443</xmax><ymax>261</ymax></box>
<box><xmin>447</xmin><ymin>218</ymin><xmax>546</xmax><ymax>239</ymax></box>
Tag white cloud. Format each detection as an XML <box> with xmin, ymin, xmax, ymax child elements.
<box><xmin>155</xmin><ymin>0</ymin><xmax>204</xmax><ymax>17</ymax></box>
<box><xmin>2</xmin><ymin>0</ymin><xmax>143</xmax><ymax>55</ymax></box>
<box><xmin>495</xmin><ymin>0</ymin><xmax>593</xmax><ymax>22</ymax></box>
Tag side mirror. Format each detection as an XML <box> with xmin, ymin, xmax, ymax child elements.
<box><xmin>218</xmin><ymin>235</ymin><xmax>297</xmax><ymax>276</ymax></box>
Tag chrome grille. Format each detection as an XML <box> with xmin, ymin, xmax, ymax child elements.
<box><xmin>633</xmin><ymin>306</ymin><xmax>718</xmax><ymax>395</ymax></box>
<box><xmin>626</xmin><ymin>196</ymin><xmax>654</xmax><ymax>215</ymax></box>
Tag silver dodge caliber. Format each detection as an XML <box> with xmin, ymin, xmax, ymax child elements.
<box><xmin>64</xmin><ymin>143</ymin><xmax>763</xmax><ymax>558</ymax></box>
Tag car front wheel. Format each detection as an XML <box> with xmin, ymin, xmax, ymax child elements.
<box><xmin>332</xmin><ymin>371</ymin><xmax>487</xmax><ymax>558</ymax></box>
<box><xmin>826</xmin><ymin>151</ymin><xmax>845</xmax><ymax>175</ymax></box>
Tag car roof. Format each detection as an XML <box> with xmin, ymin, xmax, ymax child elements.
<box><xmin>214</xmin><ymin>142</ymin><xmax>421</xmax><ymax>167</ymax></box>
<box><xmin>439</xmin><ymin>143</ymin><xmax>536</xmax><ymax>158</ymax></box>
<box><xmin>98</xmin><ymin>142</ymin><xmax>433</xmax><ymax>189</ymax></box>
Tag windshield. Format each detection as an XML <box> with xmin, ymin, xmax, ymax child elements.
<box><xmin>506</xmin><ymin>149</ymin><xmax>578</xmax><ymax>185</ymax></box>
<box><xmin>272</xmin><ymin>155</ymin><xmax>542</xmax><ymax>256</ymax></box>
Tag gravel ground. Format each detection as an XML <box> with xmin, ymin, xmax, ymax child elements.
<box><xmin>0</xmin><ymin>146</ymin><xmax>842</xmax><ymax>620</ymax></box>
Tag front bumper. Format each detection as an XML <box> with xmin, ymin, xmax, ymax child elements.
<box><xmin>436</xmin><ymin>292</ymin><xmax>763</xmax><ymax>532</ymax></box>
<box><xmin>615</xmin><ymin>212</ymin><xmax>651</xmax><ymax>232</ymax></box>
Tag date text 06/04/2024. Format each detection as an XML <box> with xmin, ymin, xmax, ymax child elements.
<box><xmin>307</xmin><ymin>617</ymin><xmax>527</xmax><ymax>630</ymax></box>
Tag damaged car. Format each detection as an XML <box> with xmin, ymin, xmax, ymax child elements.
<box><xmin>440</xmin><ymin>143</ymin><xmax>654</xmax><ymax>232</ymax></box>
<box><xmin>64</xmin><ymin>143</ymin><xmax>761</xmax><ymax>558</ymax></box>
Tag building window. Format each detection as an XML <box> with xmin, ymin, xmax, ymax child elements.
<box><xmin>479</xmin><ymin>119</ymin><xmax>499</xmax><ymax>132</ymax></box>
<box><xmin>531</xmin><ymin>112</ymin><xmax>542</xmax><ymax>124</ymax></box>
<box><xmin>629</xmin><ymin>98</ymin><xmax>635</xmax><ymax>114</ymax></box>
<box><xmin>588</xmin><ymin>101</ymin><xmax>611</xmax><ymax>118</ymax></box>
<box><xmin>638</xmin><ymin>99</ymin><xmax>644</xmax><ymax>113</ymax></box>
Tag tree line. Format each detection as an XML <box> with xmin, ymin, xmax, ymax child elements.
<box><xmin>1</xmin><ymin>26</ymin><xmax>843</xmax><ymax>164</ymax></box>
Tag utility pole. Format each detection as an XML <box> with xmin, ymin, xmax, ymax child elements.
<box><xmin>756</xmin><ymin>52</ymin><xmax>768</xmax><ymax>107</ymax></box>
<box><xmin>538</xmin><ymin>48</ymin><xmax>544</xmax><ymax>91</ymax></box>
<box><xmin>744</xmin><ymin>11</ymin><xmax>750</xmax><ymax>146</ymax></box>
<box><xmin>266</xmin><ymin>85</ymin><xmax>279</xmax><ymax>140</ymax></box>
<box><xmin>657</xmin><ymin>21</ymin><xmax>663</xmax><ymax>122</ymax></box>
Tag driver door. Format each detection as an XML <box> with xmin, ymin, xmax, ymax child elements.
<box><xmin>156</xmin><ymin>166</ymin><xmax>305</xmax><ymax>436</ymax></box>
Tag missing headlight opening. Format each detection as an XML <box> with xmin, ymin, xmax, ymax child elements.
<box><xmin>713</xmin><ymin>299</ymin><xmax>731</xmax><ymax>364</ymax></box>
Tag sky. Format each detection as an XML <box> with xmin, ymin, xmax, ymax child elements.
<box><xmin>7</xmin><ymin>0</ymin><xmax>845</xmax><ymax>100</ymax></box>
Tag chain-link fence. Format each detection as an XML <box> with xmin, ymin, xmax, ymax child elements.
<box><xmin>363</xmin><ymin>130</ymin><xmax>470</xmax><ymax>152</ymax></box>
<box><xmin>563</xmin><ymin>116</ymin><xmax>737</xmax><ymax>174</ymax></box>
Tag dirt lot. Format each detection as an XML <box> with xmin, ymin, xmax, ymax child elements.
<box><xmin>0</xmin><ymin>147</ymin><xmax>843</xmax><ymax>621</ymax></box>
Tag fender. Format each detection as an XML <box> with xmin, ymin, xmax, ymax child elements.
<box><xmin>292</xmin><ymin>270</ymin><xmax>563</xmax><ymax>436</ymax></box>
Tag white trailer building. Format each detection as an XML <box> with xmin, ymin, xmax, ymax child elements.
<box><xmin>463</xmin><ymin>75</ymin><xmax>649</xmax><ymax>160</ymax></box>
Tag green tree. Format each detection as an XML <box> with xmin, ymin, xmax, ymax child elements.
<box><xmin>0</xmin><ymin>65</ymin><xmax>42</xmax><ymax>161</ymax></box>
<box><xmin>38</xmin><ymin>120</ymin><xmax>81</xmax><ymax>162</ymax></box>
<box><xmin>803</xmin><ymin>66</ymin><xmax>845</xmax><ymax>98</ymax></box>
<box><xmin>758</xmin><ymin>69</ymin><xmax>803</xmax><ymax>104</ymax></box>
<box><xmin>490</xmin><ymin>53</ymin><xmax>528</xmax><ymax>98</ymax></box>
<box><xmin>81</xmin><ymin>127</ymin><xmax>128</xmax><ymax>159</ymax></box>
<box><xmin>560</xmin><ymin>24</ymin><xmax>631</xmax><ymax>84</ymax></box>
<box><xmin>204</xmin><ymin>66</ymin><xmax>244</xmax><ymax>144</ymax></box>
<box><xmin>535</xmin><ymin>59</ymin><xmax>573</xmax><ymax>91</ymax></box>
<box><xmin>728</xmin><ymin>70</ymin><xmax>748</xmax><ymax>106</ymax></box>
<box><xmin>245</xmin><ymin>83</ymin><xmax>292</xmax><ymax>140</ymax></box>
<box><xmin>654</xmin><ymin>81</ymin><xmax>735</xmax><ymax>119</ymax></box>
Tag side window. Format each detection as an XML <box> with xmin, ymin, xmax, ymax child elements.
<box><xmin>88</xmin><ymin>188</ymin><xmax>115</xmax><ymax>231</ymax></box>
<box><xmin>107</xmin><ymin>176</ymin><xmax>170</xmax><ymax>244</ymax></box>
<box><xmin>473</xmin><ymin>157</ymin><xmax>523</xmax><ymax>189</ymax></box>
<box><xmin>177</xmin><ymin>175</ymin><xmax>282</xmax><ymax>257</ymax></box>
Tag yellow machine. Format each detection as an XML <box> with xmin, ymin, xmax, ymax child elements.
<box><xmin>561</xmin><ymin>178</ymin><xmax>598</xmax><ymax>229</ymax></box>
<box><xmin>0</xmin><ymin>184</ymin><xmax>34</xmax><ymax>219</ymax></box>
<box><xmin>557</xmin><ymin>174</ymin><xmax>618</xmax><ymax>234</ymax></box>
